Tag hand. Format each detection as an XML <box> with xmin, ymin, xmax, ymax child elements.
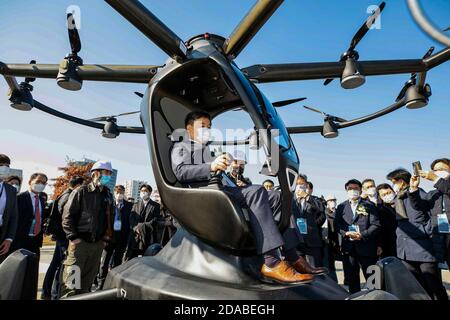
<box><xmin>418</xmin><ymin>170</ymin><xmax>438</xmax><ymax>182</ymax></box>
<box><xmin>345</xmin><ymin>231</ymin><xmax>356</xmax><ymax>238</ymax></box>
<box><xmin>377</xmin><ymin>246</ymin><xmax>383</xmax><ymax>256</ymax></box>
<box><xmin>0</xmin><ymin>239</ymin><xmax>12</xmax><ymax>255</ymax></box>
<box><xmin>70</xmin><ymin>238</ymin><xmax>81</xmax><ymax>246</ymax></box>
<box><xmin>236</xmin><ymin>180</ymin><xmax>246</xmax><ymax>187</ymax></box>
<box><xmin>410</xmin><ymin>175</ymin><xmax>420</xmax><ymax>190</ymax></box>
<box><xmin>210</xmin><ymin>154</ymin><xmax>231</xmax><ymax>172</ymax></box>
<box><xmin>351</xmin><ymin>232</ymin><xmax>362</xmax><ymax>241</ymax></box>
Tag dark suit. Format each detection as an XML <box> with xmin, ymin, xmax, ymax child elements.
<box><xmin>98</xmin><ymin>200</ymin><xmax>132</xmax><ymax>286</ymax></box>
<box><xmin>0</xmin><ymin>182</ymin><xmax>18</xmax><ymax>263</ymax></box>
<box><xmin>292</xmin><ymin>196</ymin><xmax>326</xmax><ymax>267</ymax></box>
<box><xmin>171</xmin><ymin>139</ymin><xmax>287</xmax><ymax>255</ymax></box>
<box><xmin>335</xmin><ymin>199</ymin><xmax>380</xmax><ymax>293</ymax></box>
<box><xmin>322</xmin><ymin>208</ymin><xmax>340</xmax><ymax>281</ymax></box>
<box><xmin>377</xmin><ymin>203</ymin><xmax>397</xmax><ymax>258</ymax></box>
<box><xmin>125</xmin><ymin>198</ymin><xmax>160</xmax><ymax>260</ymax></box>
<box><xmin>12</xmin><ymin>191</ymin><xmax>47</xmax><ymax>255</ymax></box>
<box><xmin>405</xmin><ymin>186</ymin><xmax>449</xmax><ymax>300</ymax></box>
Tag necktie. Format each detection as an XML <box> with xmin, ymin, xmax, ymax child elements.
<box><xmin>34</xmin><ymin>194</ymin><xmax>41</xmax><ymax>236</ymax></box>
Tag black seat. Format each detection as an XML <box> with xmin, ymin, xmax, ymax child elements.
<box><xmin>149</xmin><ymin>109</ymin><xmax>255</xmax><ymax>254</ymax></box>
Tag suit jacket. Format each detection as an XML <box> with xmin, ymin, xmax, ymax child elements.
<box><xmin>396</xmin><ymin>188</ymin><xmax>435</xmax><ymax>262</ymax></box>
<box><xmin>377</xmin><ymin>204</ymin><xmax>397</xmax><ymax>257</ymax></box>
<box><xmin>408</xmin><ymin>181</ymin><xmax>450</xmax><ymax>262</ymax></box>
<box><xmin>113</xmin><ymin>200</ymin><xmax>132</xmax><ymax>246</ymax></box>
<box><xmin>335</xmin><ymin>199</ymin><xmax>380</xmax><ymax>257</ymax></box>
<box><xmin>14</xmin><ymin>191</ymin><xmax>47</xmax><ymax>249</ymax></box>
<box><xmin>171</xmin><ymin>140</ymin><xmax>214</xmax><ymax>187</ymax></box>
<box><xmin>292</xmin><ymin>196</ymin><xmax>326</xmax><ymax>248</ymax></box>
<box><xmin>0</xmin><ymin>183</ymin><xmax>18</xmax><ymax>243</ymax></box>
<box><xmin>128</xmin><ymin>199</ymin><xmax>161</xmax><ymax>250</ymax></box>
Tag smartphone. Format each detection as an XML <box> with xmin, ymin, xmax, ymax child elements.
<box><xmin>412</xmin><ymin>161</ymin><xmax>422</xmax><ymax>176</ymax></box>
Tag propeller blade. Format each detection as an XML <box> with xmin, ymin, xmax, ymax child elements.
<box><xmin>323</xmin><ymin>78</ymin><xmax>334</xmax><ymax>86</ymax></box>
<box><xmin>303</xmin><ymin>105</ymin><xmax>327</xmax><ymax>117</ymax></box>
<box><xmin>396</xmin><ymin>84</ymin><xmax>409</xmax><ymax>102</ymax></box>
<box><xmin>112</xmin><ymin>110</ymin><xmax>140</xmax><ymax>118</ymax></box>
<box><xmin>134</xmin><ymin>91</ymin><xmax>144</xmax><ymax>98</ymax></box>
<box><xmin>88</xmin><ymin>116</ymin><xmax>109</xmax><ymax>122</ymax></box>
<box><xmin>25</xmin><ymin>60</ymin><xmax>36</xmax><ymax>83</ymax></box>
<box><xmin>422</xmin><ymin>46</ymin><xmax>435</xmax><ymax>59</ymax></box>
<box><xmin>348</xmin><ymin>2</ymin><xmax>386</xmax><ymax>51</ymax></box>
<box><xmin>333</xmin><ymin>116</ymin><xmax>348</xmax><ymax>123</ymax></box>
<box><xmin>272</xmin><ymin>97</ymin><xmax>307</xmax><ymax>107</ymax></box>
<box><xmin>67</xmin><ymin>13</ymin><xmax>81</xmax><ymax>54</ymax></box>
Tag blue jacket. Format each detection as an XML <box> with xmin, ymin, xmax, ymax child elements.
<box><xmin>335</xmin><ymin>199</ymin><xmax>380</xmax><ymax>257</ymax></box>
<box><xmin>396</xmin><ymin>188</ymin><xmax>435</xmax><ymax>262</ymax></box>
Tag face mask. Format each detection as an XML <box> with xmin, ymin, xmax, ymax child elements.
<box><xmin>347</xmin><ymin>190</ymin><xmax>361</xmax><ymax>200</ymax></box>
<box><xmin>196</xmin><ymin>128</ymin><xmax>211</xmax><ymax>144</ymax></box>
<box><xmin>382</xmin><ymin>193</ymin><xmax>396</xmax><ymax>204</ymax></box>
<box><xmin>327</xmin><ymin>201</ymin><xmax>337</xmax><ymax>210</ymax></box>
<box><xmin>295</xmin><ymin>184</ymin><xmax>307</xmax><ymax>193</ymax></box>
<box><xmin>435</xmin><ymin>170</ymin><xmax>450</xmax><ymax>180</ymax></box>
<box><xmin>31</xmin><ymin>183</ymin><xmax>46</xmax><ymax>193</ymax></box>
<box><xmin>115</xmin><ymin>193</ymin><xmax>124</xmax><ymax>202</ymax></box>
<box><xmin>393</xmin><ymin>183</ymin><xmax>402</xmax><ymax>194</ymax></box>
<box><xmin>12</xmin><ymin>184</ymin><xmax>20</xmax><ymax>193</ymax></box>
<box><xmin>0</xmin><ymin>166</ymin><xmax>10</xmax><ymax>177</ymax></box>
<box><xmin>99</xmin><ymin>175</ymin><xmax>112</xmax><ymax>186</ymax></box>
<box><xmin>140</xmin><ymin>191</ymin><xmax>150</xmax><ymax>200</ymax></box>
<box><xmin>365</xmin><ymin>187</ymin><xmax>377</xmax><ymax>197</ymax></box>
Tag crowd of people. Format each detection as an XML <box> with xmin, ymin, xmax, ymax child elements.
<box><xmin>0</xmin><ymin>154</ymin><xmax>177</xmax><ymax>299</ymax></box>
<box><xmin>0</xmin><ymin>111</ymin><xmax>449</xmax><ymax>300</ymax></box>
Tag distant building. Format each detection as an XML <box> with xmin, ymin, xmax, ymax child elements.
<box><xmin>125</xmin><ymin>180</ymin><xmax>147</xmax><ymax>200</ymax></box>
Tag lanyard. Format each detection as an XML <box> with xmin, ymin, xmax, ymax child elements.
<box><xmin>442</xmin><ymin>196</ymin><xmax>447</xmax><ymax>214</ymax></box>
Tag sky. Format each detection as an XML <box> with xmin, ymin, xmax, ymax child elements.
<box><xmin>0</xmin><ymin>0</ymin><xmax>449</xmax><ymax>201</ymax></box>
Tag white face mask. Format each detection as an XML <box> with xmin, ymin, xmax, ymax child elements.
<box><xmin>365</xmin><ymin>187</ymin><xmax>377</xmax><ymax>197</ymax></box>
<box><xmin>0</xmin><ymin>166</ymin><xmax>10</xmax><ymax>176</ymax></box>
<box><xmin>393</xmin><ymin>183</ymin><xmax>402</xmax><ymax>194</ymax></box>
<box><xmin>327</xmin><ymin>201</ymin><xmax>337</xmax><ymax>210</ymax></box>
<box><xmin>382</xmin><ymin>193</ymin><xmax>396</xmax><ymax>204</ymax></box>
<box><xmin>115</xmin><ymin>193</ymin><xmax>125</xmax><ymax>202</ymax></box>
<box><xmin>295</xmin><ymin>184</ymin><xmax>308</xmax><ymax>196</ymax></box>
<box><xmin>347</xmin><ymin>189</ymin><xmax>361</xmax><ymax>201</ymax></box>
<box><xmin>196</xmin><ymin>127</ymin><xmax>211</xmax><ymax>144</ymax></box>
<box><xmin>435</xmin><ymin>170</ymin><xmax>450</xmax><ymax>180</ymax></box>
<box><xmin>140</xmin><ymin>191</ymin><xmax>150</xmax><ymax>200</ymax></box>
<box><xmin>12</xmin><ymin>184</ymin><xmax>20</xmax><ymax>193</ymax></box>
<box><xmin>31</xmin><ymin>183</ymin><xmax>46</xmax><ymax>193</ymax></box>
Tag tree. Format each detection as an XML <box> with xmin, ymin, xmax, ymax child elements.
<box><xmin>51</xmin><ymin>161</ymin><xmax>93</xmax><ymax>200</ymax></box>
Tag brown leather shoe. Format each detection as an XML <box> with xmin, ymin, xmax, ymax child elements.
<box><xmin>260</xmin><ymin>261</ymin><xmax>314</xmax><ymax>285</ymax></box>
<box><xmin>292</xmin><ymin>256</ymin><xmax>328</xmax><ymax>275</ymax></box>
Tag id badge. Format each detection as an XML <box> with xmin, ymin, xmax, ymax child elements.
<box><xmin>297</xmin><ymin>218</ymin><xmax>308</xmax><ymax>234</ymax></box>
<box><xmin>114</xmin><ymin>220</ymin><xmax>122</xmax><ymax>231</ymax></box>
<box><xmin>437</xmin><ymin>214</ymin><xmax>450</xmax><ymax>233</ymax></box>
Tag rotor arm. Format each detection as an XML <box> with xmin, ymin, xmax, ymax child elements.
<box><xmin>0</xmin><ymin>62</ymin><xmax>159</xmax><ymax>84</ymax></box>
<box><xmin>223</xmin><ymin>0</ymin><xmax>284</xmax><ymax>59</ymax></box>
<box><xmin>287</xmin><ymin>98</ymin><xmax>406</xmax><ymax>135</ymax></box>
<box><xmin>241</xmin><ymin>47</ymin><xmax>450</xmax><ymax>83</ymax></box>
<box><xmin>33</xmin><ymin>99</ymin><xmax>145</xmax><ymax>134</ymax></box>
<box><xmin>105</xmin><ymin>0</ymin><xmax>187</xmax><ymax>61</ymax></box>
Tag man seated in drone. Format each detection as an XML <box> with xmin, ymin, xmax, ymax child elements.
<box><xmin>171</xmin><ymin>111</ymin><xmax>325</xmax><ymax>284</ymax></box>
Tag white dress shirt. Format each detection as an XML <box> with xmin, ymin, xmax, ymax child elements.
<box><xmin>350</xmin><ymin>198</ymin><xmax>361</xmax><ymax>218</ymax></box>
<box><xmin>0</xmin><ymin>182</ymin><xmax>6</xmax><ymax>227</ymax></box>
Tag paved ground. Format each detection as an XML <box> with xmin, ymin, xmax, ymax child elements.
<box><xmin>37</xmin><ymin>245</ymin><xmax>450</xmax><ymax>299</ymax></box>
